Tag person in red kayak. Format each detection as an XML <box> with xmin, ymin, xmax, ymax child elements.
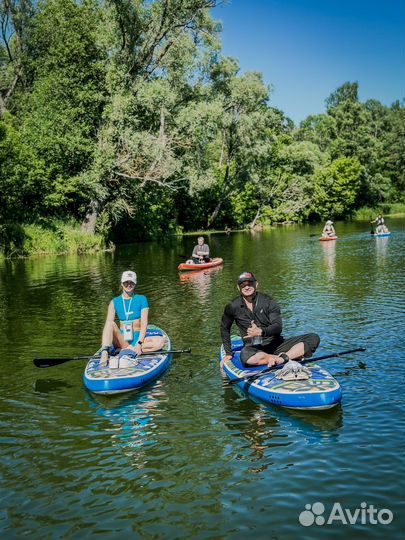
<box><xmin>191</xmin><ymin>236</ymin><xmax>210</xmax><ymax>264</ymax></box>
<box><xmin>220</xmin><ymin>272</ymin><xmax>320</xmax><ymax>369</ymax></box>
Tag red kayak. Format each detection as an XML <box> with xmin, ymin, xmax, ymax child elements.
<box><xmin>319</xmin><ymin>236</ymin><xmax>338</xmax><ymax>241</ymax></box>
<box><xmin>178</xmin><ymin>257</ymin><xmax>224</xmax><ymax>271</ymax></box>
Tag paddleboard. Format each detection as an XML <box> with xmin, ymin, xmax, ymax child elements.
<box><xmin>221</xmin><ymin>336</ymin><xmax>342</xmax><ymax>410</ymax></box>
<box><xmin>84</xmin><ymin>325</ymin><xmax>172</xmax><ymax>395</ymax></box>
<box><xmin>319</xmin><ymin>236</ymin><xmax>338</xmax><ymax>241</ymax></box>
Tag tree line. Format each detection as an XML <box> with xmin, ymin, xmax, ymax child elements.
<box><xmin>1</xmin><ymin>0</ymin><xmax>404</xmax><ymax>253</ymax></box>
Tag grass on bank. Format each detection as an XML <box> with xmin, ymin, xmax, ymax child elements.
<box><xmin>353</xmin><ymin>203</ymin><xmax>405</xmax><ymax>220</ymax></box>
<box><xmin>0</xmin><ymin>221</ymin><xmax>108</xmax><ymax>259</ymax></box>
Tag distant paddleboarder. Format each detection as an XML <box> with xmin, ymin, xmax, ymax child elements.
<box><xmin>321</xmin><ymin>220</ymin><xmax>336</xmax><ymax>238</ymax></box>
<box><xmin>371</xmin><ymin>214</ymin><xmax>389</xmax><ymax>234</ymax></box>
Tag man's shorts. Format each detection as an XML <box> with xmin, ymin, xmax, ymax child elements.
<box><xmin>240</xmin><ymin>333</ymin><xmax>320</xmax><ymax>366</ymax></box>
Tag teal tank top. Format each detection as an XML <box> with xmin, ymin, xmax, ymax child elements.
<box><xmin>113</xmin><ymin>294</ymin><xmax>149</xmax><ymax>323</ymax></box>
<box><xmin>113</xmin><ymin>294</ymin><xmax>149</xmax><ymax>346</ymax></box>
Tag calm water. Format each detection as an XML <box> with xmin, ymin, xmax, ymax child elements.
<box><xmin>0</xmin><ymin>220</ymin><xmax>404</xmax><ymax>540</ymax></box>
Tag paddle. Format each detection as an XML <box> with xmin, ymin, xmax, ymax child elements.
<box><xmin>179</xmin><ymin>254</ymin><xmax>211</xmax><ymax>263</ymax></box>
<box><xmin>228</xmin><ymin>347</ymin><xmax>366</xmax><ymax>385</ymax></box>
<box><xmin>34</xmin><ymin>348</ymin><xmax>192</xmax><ymax>368</ymax></box>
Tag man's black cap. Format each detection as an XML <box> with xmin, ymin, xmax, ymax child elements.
<box><xmin>237</xmin><ymin>272</ymin><xmax>257</xmax><ymax>285</ymax></box>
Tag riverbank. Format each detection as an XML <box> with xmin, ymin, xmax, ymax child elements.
<box><xmin>1</xmin><ymin>203</ymin><xmax>403</xmax><ymax>259</ymax></box>
<box><xmin>0</xmin><ymin>221</ymin><xmax>109</xmax><ymax>260</ymax></box>
<box><xmin>352</xmin><ymin>203</ymin><xmax>405</xmax><ymax>220</ymax></box>
<box><xmin>167</xmin><ymin>203</ymin><xmax>405</xmax><ymax>238</ymax></box>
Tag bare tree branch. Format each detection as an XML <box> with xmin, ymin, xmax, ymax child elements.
<box><xmin>114</xmin><ymin>171</ymin><xmax>182</xmax><ymax>191</ymax></box>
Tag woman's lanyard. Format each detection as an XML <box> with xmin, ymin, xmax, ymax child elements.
<box><xmin>122</xmin><ymin>295</ymin><xmax>134</xmax><ymax>321</ymax></box>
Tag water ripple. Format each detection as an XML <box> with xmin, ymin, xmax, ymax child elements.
<box><xmin>0</xmin><ymin>221</ymin><xmax>404</xmax><ymax>539</ymax></box>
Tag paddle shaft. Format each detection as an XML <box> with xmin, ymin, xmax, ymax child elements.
<box><xmin>229</xmin><ymin>347</ymin><xmax>366</xmax><ymax>385</ymax></box>
<box><xmin>34</xmin><ymin>348</ymin><xmax>192</xmax><ymax>368</ymax></box>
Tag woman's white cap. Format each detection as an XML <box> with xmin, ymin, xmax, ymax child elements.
<box><xmin>121</xmin><ymin>270</ymin><xmax>137</xmax><ymax>284</ymax></box>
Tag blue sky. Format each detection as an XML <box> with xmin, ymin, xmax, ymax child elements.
<box><xmin>212</xmin><ymin>0</ymin><xmax>405</xmax><ymax>124</ymax></box>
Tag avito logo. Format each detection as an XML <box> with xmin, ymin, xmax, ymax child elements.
<box><xmin>299</xmin><ymin>502</ymin><xmax>393</xmax><ymax>527</ymax></box>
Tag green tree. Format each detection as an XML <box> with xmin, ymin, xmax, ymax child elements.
<box><xmin>312</xmin><ymin>157</ymin><xmax>364</xmax><ymax>218</ymax></box>
<box><xmin>0</xmin><ymin>0</ymin><xmax>35</xmax><ymax>115</ymax></box>
<box><xmin>80</xmin><ymin>0</ymin><xmax>220</xmax><ymax>234</ymax></box>
<box><xmin>204</xmin><ymin>65</ymin><xmax>273</xmax><ymax>227</ymax></box>
<box><xmin>21</xmin><ymin>0</ymin><xmax>106</xmax><ymax>216</ymax></box>
<box><xmin>248</xmin><ymin>139</ymin><xmax>326</xmax><ymax>226</ymax></box>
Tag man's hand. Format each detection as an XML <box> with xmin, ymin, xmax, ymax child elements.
<box><xmin>244</xmin><ymin>321</ymin><xmax>262</xmax><ymax>339</ymax></box>
<box><xmin>220</xmin><ymin>354</ymin><xmax>233</xmax><ymax>368</ymax></box>
<box><xmin>266</xmin><ymin>354</ymin><xmax>285</xmax><ymax>368</ymax></box>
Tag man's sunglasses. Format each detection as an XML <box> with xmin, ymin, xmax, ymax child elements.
<box><xmin>239</xmin><ymin>281</ymin><xmax>256</xmax><ymax>288</ymax></box>
<box><xmin>123</xmin><ymin>281</ymin><xmax>135</xmax><ymax>287</ymax></box>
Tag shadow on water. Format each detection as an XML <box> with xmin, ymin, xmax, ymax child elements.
<box><xmin>332</xmin><ymin>359</ymin><xmax>368</xmax><ymax>378</ymax></box>
<box><xmin>33</xmin><ymin>378</ymin><xmax>75</xmax><ymax>394</ymax></box>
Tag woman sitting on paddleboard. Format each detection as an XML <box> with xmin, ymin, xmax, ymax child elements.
<box><xmin>322</xmin><ymin>220</ymin><xmax>336</xmax><ymax>237</ymax></box>
<box><xmin>99</xmin><ymin>271</ymin><xmax>164</xmax><ymax>367</ymax></box>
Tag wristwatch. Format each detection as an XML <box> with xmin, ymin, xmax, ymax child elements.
<box><xmin>138</xmin><ymin>340</ymin><xmax>143</xmax><ymax>345</ymax></box>
<box><xmin>279</xmin><ymin>352</ymin><xmax>290</xmax><ymax>363</ymax></box>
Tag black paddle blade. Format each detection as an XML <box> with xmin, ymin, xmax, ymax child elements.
<box><xmin>33</xmin><ymin>355</ymin><xmax>97</xmax><ymax>368</ymax></box>
<box><xmin>34</xmin><ymin>358</ymin><xmax>72</xmax><ymax>368</ymax></box>
<box><xmin>33</xmin><ymin>348</ymin><xmax>192</xmax><ymax>368</ymax></box>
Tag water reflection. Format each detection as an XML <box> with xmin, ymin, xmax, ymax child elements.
<box><xmin>179</xmin><ymin>266</ymin><xmax>223</xmax><ymax>304</ymax></box>
<box><xmin>374</xmin><ymin>236</ymin><xmax>389</xmax><ymax>266</ymax></box>
<box><xmin>222</xmin><ymin>381</ymin><xmax>343</xmax><ymax>457</ymax></box>
<box><xmin>221</xmin><ymin>385</ymin><xmax>280</xmax><ymax>471</ymax></box>
<box><xmin>85</xmin><ymin>384</ymin><xmax>167</xmax><ymax>457</ymax></box>
<box><xmin>320</xmin><ymin>240</ymin><xmax>336</xmax><ymax>279</ymax></box>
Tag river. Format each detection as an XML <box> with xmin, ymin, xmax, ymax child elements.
<box><xmin>0</xmin><ymin>219</ymin><xmax>404</xmax><ymax>540</ymax></box>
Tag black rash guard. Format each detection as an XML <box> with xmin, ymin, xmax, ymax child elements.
<box><xmin>220</xmin><ymin>292</ymin><xmax>282</xmax><ymax>356</ymax></box>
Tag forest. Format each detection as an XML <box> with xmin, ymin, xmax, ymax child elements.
<box><xmin>1</xmin><ymin>0</ymin><xmax>404</xmax><ymax>256</ymax></box>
